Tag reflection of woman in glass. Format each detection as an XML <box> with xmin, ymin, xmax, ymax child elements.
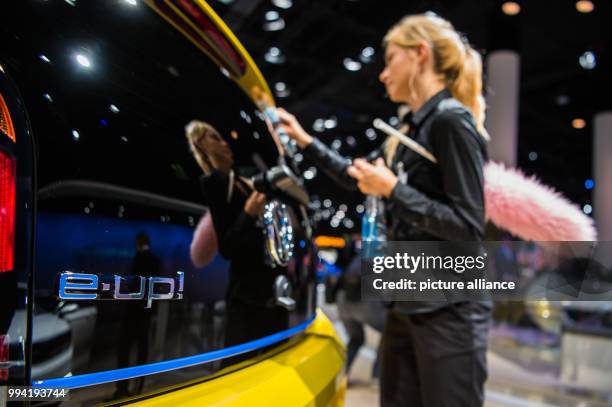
<box><xmin>276</xmin><ymin>14</ymin><xmax>491</xmax><ymax>406</ymax></box>
<box><xmin>185</xmin><ymin>121</ymin><xmax>288</xmax><ymax>349</ymax></box>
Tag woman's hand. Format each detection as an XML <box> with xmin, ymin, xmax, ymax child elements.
<box><xmin>275</xmin><ymin>108</ymin><xmax>314</xmax><ymax>148</ymax></box>
<box><xmin>244</xmin><ymin>191</ymin><xmax>266</xmax><ymax>217</ymax></box>
<box><xmin>347</xmin><ymin>158</ymin><xmax>398</xmax><ymax>198</ymax></box>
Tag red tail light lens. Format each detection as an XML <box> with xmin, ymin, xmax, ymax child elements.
<box><xmin>0</xmin><ymin>334</ymin><xmax>8</xmax><ymax>381</ymax></box>
<box><xmin>0</xmin><ymin>94</ymin><xmax>16</xmax><ymax>143</ymax></box>
<box><xmin>0</xmin><ymin>150</ymin><xmax>15</xmax><ymax>272</ymax></box>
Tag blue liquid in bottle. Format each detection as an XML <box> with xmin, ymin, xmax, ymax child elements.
<box><xmin>362</xmin><ymin>195</ymin><xmax>387</xmax><ymax>257</ymax></box>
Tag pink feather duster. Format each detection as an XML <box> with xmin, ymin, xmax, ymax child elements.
<box><xmin>374</xmin><ymin>119</ymin><xmax>597</xmax><ymax>242</ymax></box>
<box><xmin>484</xmin><ymin>161</ymin><xmax>597</xmax><ymax>241</ymax></box>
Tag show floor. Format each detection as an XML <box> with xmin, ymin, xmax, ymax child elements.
<box><xmin>319</xmin><ymin>301</ymin><xmax>612</xmax><ymax>407</ymax></box>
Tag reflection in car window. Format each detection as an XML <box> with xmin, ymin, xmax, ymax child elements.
<box><xmin>3</xmin><ymin>1</ymin><xmax>278</xmax><ymax>203</ymax></box>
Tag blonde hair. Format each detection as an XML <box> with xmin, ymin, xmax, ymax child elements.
<box><xmin>382</xmin><ymin>14</ymin><xmax>489</xmax><ymax>163</ymax></box>
<box><xmin>185</xmin><ymin>120</ymin><xmax>233</xmax><ymax>174</ymax></box>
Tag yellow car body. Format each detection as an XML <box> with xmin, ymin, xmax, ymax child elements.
<box><xmin>130</xmin><ymin>310</ymin><xmax>346</xmax><ymax>406</ymax></box>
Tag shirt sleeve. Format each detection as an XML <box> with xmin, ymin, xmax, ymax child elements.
<box><xmin>388</xmin><ymin>112</ymin><xmax>486</xmax><ymax>240</ymax></box>
<box><xmin>303</xmin><ymin>138</ymin><xmax>382</xmax><ymax>191</ymax></box>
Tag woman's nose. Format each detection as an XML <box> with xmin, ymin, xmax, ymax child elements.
<box><xmin>379</xmin><ymin>68</ymin><xmax>388</xmax><ymax>83</ymax></box>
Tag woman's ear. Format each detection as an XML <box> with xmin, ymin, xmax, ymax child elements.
<box><xmin>415</xmin><ymin>41</ymin><xmax>432</xmax><ymax>67</ymax></box>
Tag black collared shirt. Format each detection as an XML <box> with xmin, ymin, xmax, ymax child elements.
<box><xmin>387</xmin><ymin>88</ymin><xmax>488</xmax><ymax>242</ymax></box>
<box><xmin>303</xmin><ymin>89</ymin><xmax>488</xmax><ymax>313</ymax></box>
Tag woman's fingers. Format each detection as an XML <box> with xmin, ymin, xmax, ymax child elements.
<box><xmin>276</xmin><ymin>109</ymin><xmax>296</xmax><ymax>134</ymax></box>
<box><xmin>353</xmin><ymin>158</ymin><xmax>369</xmax><ymax>168</ymax></box>
<box><xmin>357</xmin><ymin>181</ymin><xmax>372</xmax><ymax>195</ymax></box>
<box><xmin>244</xmin><ymin>191</ymin><xmax>266</xmax><ymax>217</ymax></box>
<box><xmin>276</xmin><ymin>108</ymin><xmax>314</xmax><ymax>148</ymax></box>
<box><xmin>248</xmin><ymin>191</ymin><xmax>265</xmax><ymax>202</ymax></box>
<box><xmin>276</xmin><ymin>108</ymin><xmax>294</xmax><ymax>124</ymax></box>
<box><xmin>347</xmin><ymin>165</ymin><xmax>363</xmax><ymax>179</ymax></box>
<box><xmin>353</xmin><ymin>158</ymin><xmax>375</xmax><ymax>173</ymax></box>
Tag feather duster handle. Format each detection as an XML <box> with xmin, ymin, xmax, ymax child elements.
<box><xmin>484</xmin><ymin>161</ymin><xmax>597</xmax><ymax>242</ymax></box>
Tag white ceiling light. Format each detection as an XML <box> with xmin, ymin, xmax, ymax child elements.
<box><xmin>359</xmin><ymin>46</ymin><xmax>375</xmax><ymax>63</ymax></box>
<box><xmin>342</xmin><ymin>218</ymin><xmax>355</xmax><ymax>229</ymax></box>
<box><xmin>274</xmin><ymin>81</ymin><xmax>290</xmax><ymax>98</ymax></box>
<box><xmin>343</xmin><ymin>57</ymin><xmax>362</xmax><ymax>71</ymax></box>
<box><xmin>324</xmin><ymin>117</ymin><xmax>337</xmax><ymax>129</ymax></box>
<box><xmin>76</xmin><ymin>54</ymin><xmax>91</xmax><ymax>68</ymax></box>
<box><xmin>272</xmin><ymin>0</ymin><xmax>292</xmax><ymax>9</ymax></box>
<box><xmin>313</xmin><ymin>119</ymin><xmax>325</xmax><ymax>133</ymax></box>
<box><xmin>264</xmin><ymin>46</ymin><xmax>286</xmax><ymax>64</ymax></box>
<box><xmin>361</xmin><ymin>46</ymin><xmax>375</xmax><ymax>58</ymax></box>
<box><xmin>303</xmin><ymin>167</ymin><xmax>317</xmax><ymax>180</ymax></box>
<box><xmin>579</xmin><ymin>51</ymin><xmax>596</xmax><ymax>70</ymax></box>
<box><xmin>265</xmin><ymin>10</ymin><xmax>280</xmax><ymax>21</ymax></box>
<box><xmin>263</xmin><ymin>19</ymin><xmax>285</xmax><ymax>31</ymax></box>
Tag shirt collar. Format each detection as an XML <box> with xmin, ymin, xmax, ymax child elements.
<box><xmin>405</xmin><ymin>88</ymin><xmax>451</xmax><ymax>127</ymax></box>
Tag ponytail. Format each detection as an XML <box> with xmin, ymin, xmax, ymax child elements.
<box><xmin>449</xmin><ymin>45</ymin><xmax>489</xmax><ymax>140</ymax></box>
<box><xmin>382</xmin><ymin>14</ymin><xmax>490</xmax><ymax>164</ymax></box>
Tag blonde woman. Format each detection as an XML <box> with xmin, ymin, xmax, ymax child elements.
<box><xmin>277</xmin><ymin>14</ymin><xmax>490</xmax><ymax>406</ymax></box>
<box><xmin>186</xmin><ymin>121</ymin><xmax>289</xmax><ymax>350</ymax></box>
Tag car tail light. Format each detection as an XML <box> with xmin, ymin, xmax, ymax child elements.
<box><xmin>0</xmin><ymin>94</ymin><xmax>16</xmax><ymax>143</ymax></box>
<box><xmin>0</xmin><ymin>334</ymin><xmax>8</xmax><ymax>381</ymax></box>
<box><xmin>0</xmin><ymin>150</ymin><xmax>15</xmax><ymax>273</ymax></box>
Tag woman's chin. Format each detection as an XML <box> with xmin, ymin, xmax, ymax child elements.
<box><xmin>387</xmin><ymin>93</ymin><xmax>402</xmax><ymax>103</ymax></box>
